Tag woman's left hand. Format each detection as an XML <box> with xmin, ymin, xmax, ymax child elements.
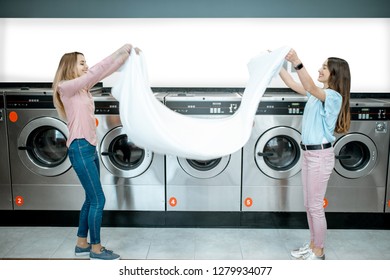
<box><xmin>285</xmin><ymin>49</ymin><xmax>301</xmax><ymax>66</ymax></box>
<box><xmin>134</xmin><ymin>47</ymin><xmax>142</xmax><ymax>55</ymax></box>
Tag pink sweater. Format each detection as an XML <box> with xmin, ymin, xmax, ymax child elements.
<box><xmin>59</xmin><ymin>49</ymin><xmax>129</xmax><ymax>147</ymax></box>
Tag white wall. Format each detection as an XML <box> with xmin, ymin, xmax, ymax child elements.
<box><xmin>0</xmin><ymin>18</ymin><xmax>389</xmax><ymax>92</ymax></box>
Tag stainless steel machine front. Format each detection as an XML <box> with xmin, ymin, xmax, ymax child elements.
<box><xmin>326</xmin><ymin>98</ymin><xmax>390</xmax><ymax>212</ymax></box>
<box><xmin>242</xmin><ymin>92</ymin><xmax>307</xmax><ymax>211</ymax></box>
<box><xmin>5</xmin><ymin>88</ymin><xmax>83</xmax><ymax>210</ymax></box>
<box><xmin>380</xmin><ymin>97</ymin><xmax>390</xmax><ymax>213</ymax></box>
<box><xmin>165</xmin><ymin>92</ymin><xmax>242</xmax><ymax>211</ymax></box>
<box><xmin>379</xmin><ymin>98</ymin><xmax>390</xmax><ymax>213</ymax></box>
<box><xmin>94</xmin><ymin>92</ymin><xmax>165</xmax><ymax>211</ymax></box>
<box><xmin>0</xmin><ymin>91</ymin><xmax>13</xmax><ymax>209</ymax></box>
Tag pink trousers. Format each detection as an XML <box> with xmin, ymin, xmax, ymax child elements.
<box><xmin>301</xmin><ymin>147</ymin><xmax>335</xmax><ymax>249</ymax></box>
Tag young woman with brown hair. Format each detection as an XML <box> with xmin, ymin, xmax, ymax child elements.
<box><xmin>279</xmin><ymin>48</ymin><xmax>351</xmax><ymax>260</ymax></box>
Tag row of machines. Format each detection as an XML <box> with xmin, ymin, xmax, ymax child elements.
<box><xmin>0</xmin><ymin>87</ymin><xmax>390</xmax><ymax>214</ymax></box>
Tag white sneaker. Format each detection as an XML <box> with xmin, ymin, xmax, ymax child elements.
<box><xmin>290</xmin><ymin>243</ymin><xmax>310</xmax><ymax>258</ymax></box>
<box><xmin>297</xmin><ymin>249</ymin><xmax>325</xmax><ymax>260</ymax></box>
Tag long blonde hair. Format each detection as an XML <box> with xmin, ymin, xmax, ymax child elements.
<box><xmin>52</xmin><ymin>52</ymin><xmax>83</xmax><ymax>120</ymax></box>
<box><xmin>327</xmin><ymin>57</ymin><xmax>351</xmax><ymax>134</ymax></box>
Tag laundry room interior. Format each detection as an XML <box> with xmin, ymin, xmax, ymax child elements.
<box><xmin>0</xmin><ymin>0</ymin><xmax>390</xmax><ymax>263</ymax></box>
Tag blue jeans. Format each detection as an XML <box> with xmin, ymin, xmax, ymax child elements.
<box><xmin>68</xmin><ymin>139</ymin><xmax>105</xmax><ymax>245</ymax></box>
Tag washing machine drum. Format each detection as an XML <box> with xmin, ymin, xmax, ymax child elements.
<box><xmin>26</xmin><ymin>126</ymin><xmax>67</xmax><ymax>166</ymax></box>
<box><xmin>178</xmin><ymin>156</ymin><xmax>230</xmax><ymax>179</ymax></box>
<box><xmin>333</xmin><ymin>133</ymin><xmax>377</xmax><ymax>179</ymax></box>
<box><xmin>255</xmin><ymin>127</ymin><xmax>302</xmax><ymax>179</ymax></box>
<box><xmin>100</xmin><ymin>126</ymin><xmax>153</xmax><ymax>178</ymax></box>
<box><xmin>17</xmin><ymin>117</ymin><xmax>71</xmax><ymax>176</ymax></box>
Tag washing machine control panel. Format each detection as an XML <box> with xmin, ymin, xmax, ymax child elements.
<box><xmin>256</xmin><ymin>101</ymin><xmax>306</xmax><ymax>115</ymax></box>
<box><xmin>351</xmin><ymin>107</ymin><xmax>389</xmax><ymax>120</ymax></box>
<box><xmin>94</xmin><ymin>100</ymin><xmax>119</xmax><ymax>115</ymax></box>
<box><xmin>165</xmin><ymin>101</ymin><xmax>241</xmax><ymax>115</ymax></box>
<box><xmin>5</xmin><ymin>94</ymin><xmax>54</xmax><ymax>109</ymax></box>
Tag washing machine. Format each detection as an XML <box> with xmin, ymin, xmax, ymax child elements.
<box><xmin>242</xmin><ymin>91</ymin><xmax>308</xmax><ymax>212</ymax></box>
<box><xmin>94</xmin><ymin>91</ymin><xmax>166</xmax><ymax>211</ymax></box>
<box><xmin>378</xmin><ymin>98</ymin><xmax>390</xmax><ymax>213</ymax></box>
<box><xmin>0</xmin><ymin>91</ymin><xmax>13</xmax><ymax>209</ymax></box>
<box><xmin>5</xmin><ymin>88</ymin><xmax>89</xmax><ymax>210</ymax></box>
<box><xmin>373</xmin><ymin>97</ymin><xmax>390</xmax><ymax>213</ymax></box>
<box><xmin>325</xmin><ymin>98</ymin><xmax>390</xmax><ymax>212</ymax></box>
<box><xmin>164</xmin><ymin>91</ymin><xmax>242</xmax><ymax>211</ymax></box>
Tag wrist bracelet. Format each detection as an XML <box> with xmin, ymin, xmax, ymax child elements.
<box><xmin>294</xmin><ymin>63</ymin><xmax>304</xmax><ymax>70</ymax></box>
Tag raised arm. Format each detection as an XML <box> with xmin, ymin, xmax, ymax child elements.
<box><xmin>279</xmin><ymin>67</ymin><xmax>306</xmax><ymax>95</ymax></box>
<box><xmin>285</xmin><ymin>49</ymin><xmax>327</xmax><ymax>101</ymax></box>
<box><xmin>59</xmin><ymin>44</ymin><xmax>132</xmax><ymax>95</ymax></box>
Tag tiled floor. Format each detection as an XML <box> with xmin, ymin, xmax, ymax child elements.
<box><xmin>0</xmin><ymin>226</ymin><xmax>389</xmax><ymax>260</ymax></box>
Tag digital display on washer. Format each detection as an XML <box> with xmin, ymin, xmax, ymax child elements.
<box><xmin>256</xmin><ymin>102</ymin><xmax>306</xmax><ymax>115</ymax></box>
<box><xmin>5</xmin><ymin>95</ymin><xmax>54</xmax><ymax>109</ymax></box>
<box><xmin>94</xmin><ymin>101</ymin><xmax>119</xmax><ymax>114</ymax></box>
<box><xmin>351</xmin><ymin>107</ymin><xmax>390</xmax><ymax>120</ymax></box>
<box><xmin>165</xmin><ymin>101</ymin><xmax>241</xmax><ymax>115</ymax></box>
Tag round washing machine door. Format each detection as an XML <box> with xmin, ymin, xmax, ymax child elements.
<box><xmin>100</xmin><ymin>126</ymin><xmax>153</xmax><ymax>178</ymax></box>
<box><xmin>255</xmin><ymin>126</ymin><xmax>301</xmax><ymax>179</ymax></box>
<box><xmin>17</xmin><ymin>117</ymin><xmax>70</xmax><ymax>176</ymax></box>
<box><xmin>178</xmin><ymin>156</ymin><xmax>230</xmax><ymax>179</ymax></box>
<box><xmin>333</xmin><ymin>133</ymin><xmax>377</xmax><ymax>179</ymax></box>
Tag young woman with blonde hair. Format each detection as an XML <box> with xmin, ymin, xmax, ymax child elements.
<box><xmin>53</xmin><ymin>44</ymin><xmax>137</xmax><ymax>260</ymax></box>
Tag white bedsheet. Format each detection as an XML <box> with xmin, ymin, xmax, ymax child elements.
<box><xmin>111</xmin><ymin>46</ymin><xmax>290</xmax><ymax>160</ymax></box>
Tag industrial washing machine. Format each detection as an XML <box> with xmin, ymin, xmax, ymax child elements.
<box><xmin>373</xmin><ymin>97</ymin><xmax>390</xmax><ymax>213</ymax></box>
<box><xmin>378</xmin><ymin>98</ymin><xmax>390</xmax><ymax>213</ymax></box>
<box><xmin>94</xmin><ymin>92</ymin><xmax>166</xmax><ymax>211</ymax></box>
<box><xmin>325</xmin><ymin>98</ymin><xmax>390</xmax><ymax>212</ymax></box>
<box><xmin>242</xmin><ymin>91</ymin><xmax>307</xmax><ymax>212</ymax></box>
<box><xmin>0</xmin><ymin>91</ymin><xmax>13</xmax><ymax>209</ymax></box>
<box><xmin>164</xmin><ymin>91</ymin><xmax>242</xmax><ymax>211</ymax></box>
<box><xmin>5</xmin><ymin>88</ymin><xmax>88</xmax><ymax>210</ymax></box>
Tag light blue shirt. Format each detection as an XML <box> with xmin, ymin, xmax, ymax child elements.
<box><xmin>301</xmin><ymin>89</ymin><xmax>342</xmax><ymax>145</ymax></box>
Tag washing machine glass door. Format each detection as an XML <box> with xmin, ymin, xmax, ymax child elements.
<box><xmin>17</xmin><ymin>117</ymin><xmax>70</xmax><ymax>176</ymax></box>
<box><xmin>255</xmin><ymin>126</ymin><xmax>301</xmax><ymax>179</ymax></box>
<box><xmin>100</xmin><ymin>126</ymin><xmax>153</xmax><ymax>178</ymax></box>
<box><xmin>333</xmin><ymin>133</ymin><xmax>377</xmax><ymax>179</ymax></box>
<box><xmin>178</xmin><ymin>156</ymin><xmax>230</xmax><ymax>179</ymax></box>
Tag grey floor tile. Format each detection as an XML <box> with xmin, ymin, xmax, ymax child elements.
<box><xmin>0</xmin><ymin>226</ymin><xmax>388</xmax><ymax>260</ymax></box>
<box><xmin>238</xmin><ymin>228</ymin><xmax>289</xmax><ymax>260</ymax></box>
<box><xmin>0</xmin><ymin>227</ymin><xmax>26</xmax><ymax>258</ymax></box>
<box><xmin>195</xmin><ymin>228</ymin><xmax>241</xmax><ymax>242</ymax></box>
<box><xmin>147</xmin><ymin>228</ymin><xmax>196</xmax><ymax>259</ymax></box>
<box><xmin>321</xmin><ymin>245</ymin><xmax>339</xmax><ymax>260</ymax></box>
<box><xmin>241</xmin><ymin>238</ymin><xmax>289</xmax><ymax>260</ymax></box>
<box><xmin>148</xmin><ymin>238</ymin><xmax>195</xmax><ymax>259</ymax></box>
<box><xmin>109</xmin><ymin>237</ymin><xmax>151</xmax><ymax>260</ymax></box>
<box><xmin>327</xmin><ymin>230</ymin><xmax>387</xmax><ymax>260</ymax></box>
<box><xmin>3</xmin><ymin>227</ymin><xmax>71</xmax><ymax>259</ymax></box>
<box><xmin>103</xmin><ymin>227</ymin><xmax>155</xmax><ymax>259</ymax></box>
<box><xmin>194</xmin><ymin>229</ymin><xmax>242</xmax><ymax>259</ymax></box>
<box><xmin>152</xmin><ymin>228</ymin><xmax>196</xmax><ymax>241</ymax></box>
<box><xmin>195</xmin><ymin>238</ymin><xmax>242</xmax><ymax>259</ymax></box>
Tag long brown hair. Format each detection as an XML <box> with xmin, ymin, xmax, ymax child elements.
<box><xmin>52</xmin><ymin>52</ymin><xmax>83</xmax><ymax>120</ymax></box>
<box><xmin>327</xmin><ymin>57</ymin><xmax>351</xmax><ymax>133</ymax></box>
